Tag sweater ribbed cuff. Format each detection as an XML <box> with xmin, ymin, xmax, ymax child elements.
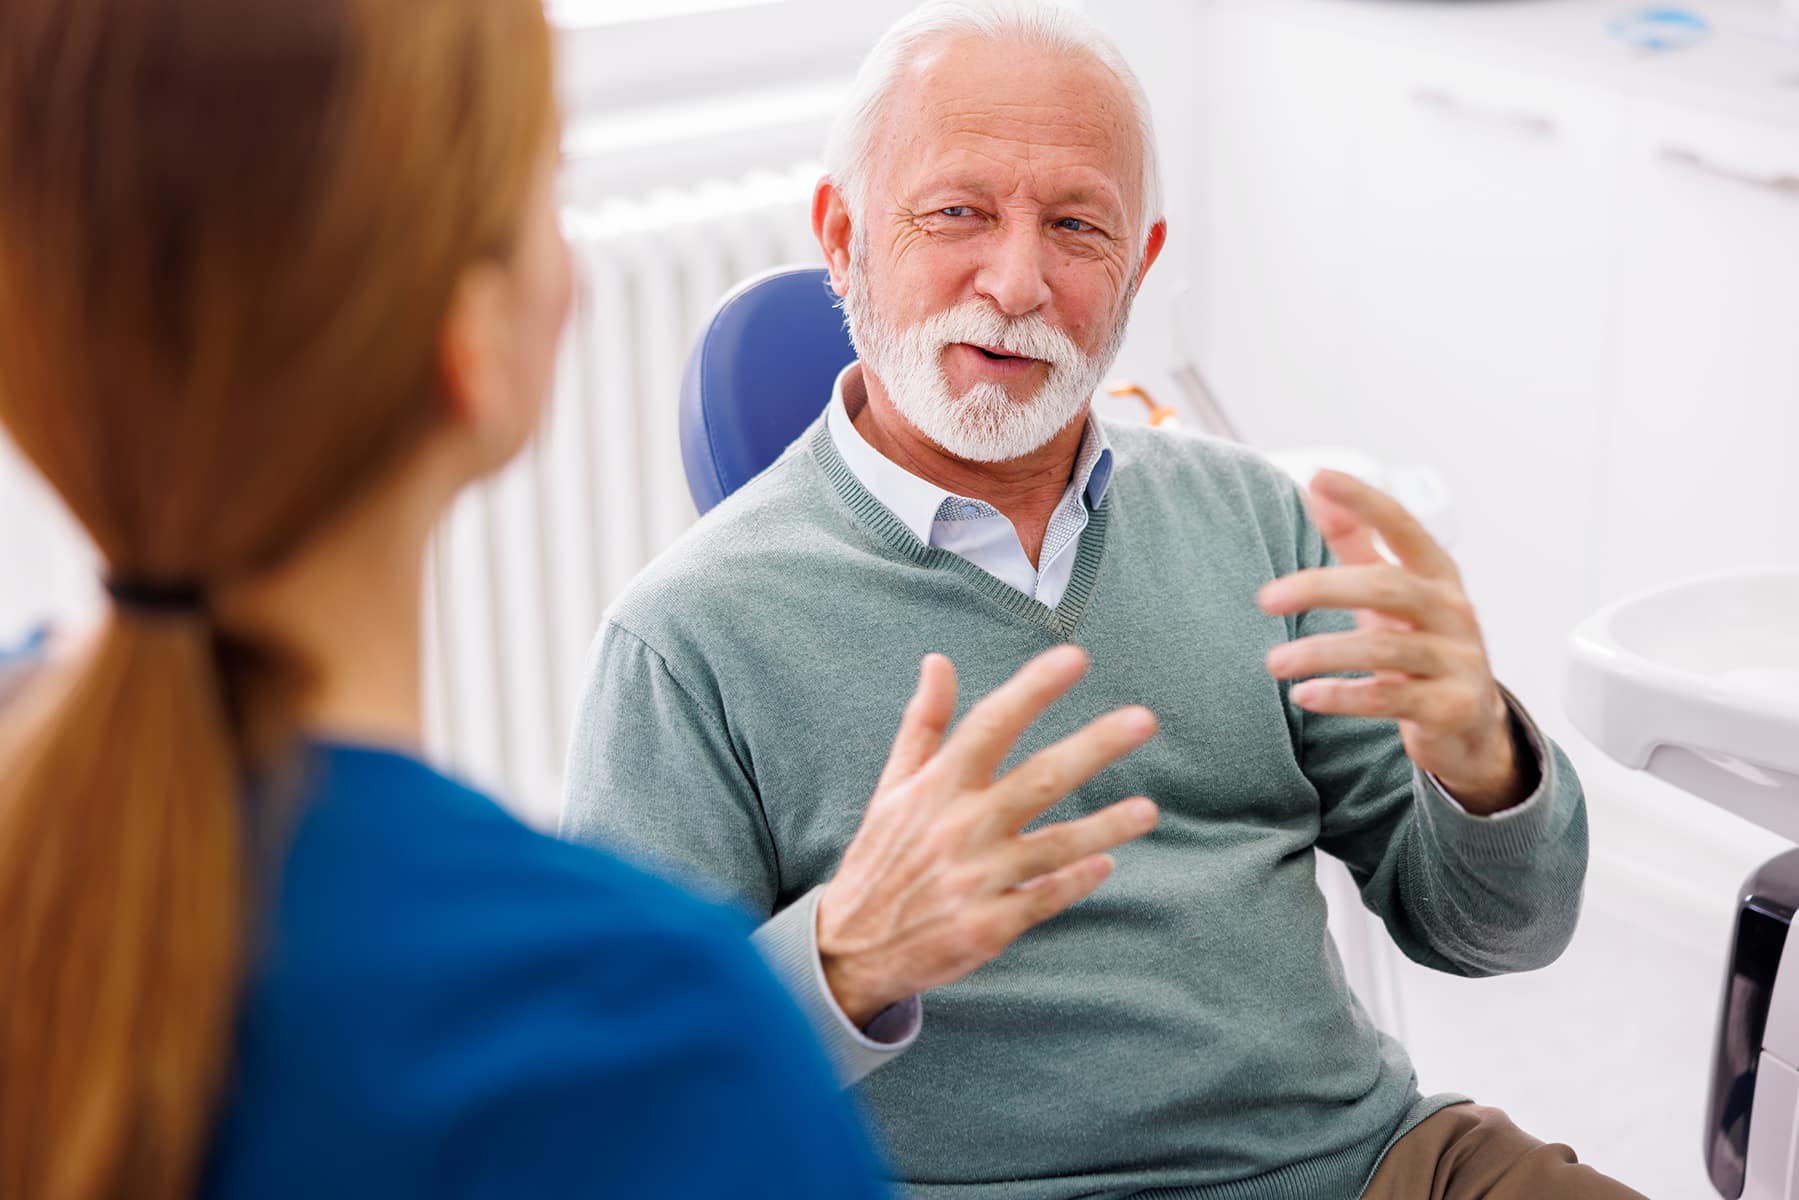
<box><xmin>1414</xmin><ymin>686</ymin><xmax>1566</xmax><ymax>863</ymax></box>
<box><xmin>751</xmin><ymin>884</ymin><xmax>921</xmax><ymax>1087</ymax></box>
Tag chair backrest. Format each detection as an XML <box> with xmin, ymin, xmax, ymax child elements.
<box><xmin>679</xmin><ymin>266</ymin><xmax>857</xmax><ymax>515</ymax></box>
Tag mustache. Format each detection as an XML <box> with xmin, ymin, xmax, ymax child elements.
<box><xmin>915</xmin><ymin>301</ymin><xmax>1085</xmax><ymax>372</ymax></box>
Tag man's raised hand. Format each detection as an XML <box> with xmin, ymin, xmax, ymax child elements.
<box><xmin>817</xmin><ymin>646</ymin><xmax>1159</xmax><ymax>1027</ymax></box>
<box><xmin>1258</xmin><ymin>469</ymin><xmax>1532</xmax><ymax>814</ymax></box>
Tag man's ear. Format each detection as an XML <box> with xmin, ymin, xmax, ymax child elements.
<box><xmin>437</xmin><ymin>263</ymin><xmax>512</xmax><ymax>446</ymax></box>
<box><xmin>1135</xmin><ymin>219</ymin><xmax>1169</xmax><ymax>291</ymax></box>
<box><xmin>813</xmin><ymin>177</ymin><xmax>854</xmax><ymax>296</ymax></box>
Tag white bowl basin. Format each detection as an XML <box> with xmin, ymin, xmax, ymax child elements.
<box><xmin>1565</xmin><ymin>569</ymin><xmax>1799</xmax><ymax>842</ymax></box>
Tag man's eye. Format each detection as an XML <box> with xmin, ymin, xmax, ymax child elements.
<box><xmin>939</xmin><ymin>206</ymin><xmax>974</xmax><ymax>218</ymax></box>
<box><xmin>1055</xmin><ymin>217</ymin><xmax>1095</xmax><ymax>233</ymax></box>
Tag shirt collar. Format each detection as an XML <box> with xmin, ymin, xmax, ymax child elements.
<box><xmin>1077</xmin><ymin>420</ymin><xmax>1115</xmax><ymax>511</ymax></box>
<box><xmin>826</xmin><ymin>365</ymin><xmax>951</xmax><ymax>544</ymax></box>
<box><xmin>825</xmin><ymin>364</ymin><xmax>1115</xmax><ymax>543</ymax></box>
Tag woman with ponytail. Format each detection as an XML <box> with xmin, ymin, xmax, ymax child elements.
<box><xmin>0</xmin><ymin>2</ymin><xmax>892</xmax><ymax>1196</ymax></box>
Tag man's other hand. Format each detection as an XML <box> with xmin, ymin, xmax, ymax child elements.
<box><xmin>1258</xmin><ymin>469</ymin><xmax>1533</xmax><ymax>815</ymax></box>
<box><xmin>817</xmin><ymin>646</ymin><xmax>1159</xmax><ymax>1028</ymax></box>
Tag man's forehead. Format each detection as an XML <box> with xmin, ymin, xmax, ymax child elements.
<box><xmin>878</xmin><ymin>36</ymin><xmax>1138</xmax><ymax>206</ymax></box>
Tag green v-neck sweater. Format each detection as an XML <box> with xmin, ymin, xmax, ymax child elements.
<box><xmin>562</xmin><ymin>416</ymin><xmax>1588</xmax><ymax>1200</ymax></box>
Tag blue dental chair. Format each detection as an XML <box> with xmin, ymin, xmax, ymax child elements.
<box><xmin>679</xmin><ymin>266</ymin><xmax>855</xmax><ymax>515</ymax></box>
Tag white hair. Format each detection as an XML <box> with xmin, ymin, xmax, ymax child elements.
<box><xmin>824</xmin><ymin>0</ymin><xmax>1164</xmax><ymax>245</ymax></box>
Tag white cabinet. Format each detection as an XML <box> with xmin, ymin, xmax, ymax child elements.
<box><xmin>1599</xmin><ymin>101</ymin><xmax>1799</xmax><ymax>597</ymax></box>
<box><xmin>1197</xmin><ymin>8</ymin><xmax>1372</xmax><ymax>448</ymax></box>
<box><xmin>1194</xmin><ymin>11</ymin><xmax>1639</xmax><ymax>708</ymax></box>
<box><xmin>1182</xmin><ymin>1</ymin><xmax>1798</xmax><ymax>705</ymax></box>
<box><xmin>1347</xmin><ymin>47</ymin><xmax>1623</xmax><ymax>706</ymax></box>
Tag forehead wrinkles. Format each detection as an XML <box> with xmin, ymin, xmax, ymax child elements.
<box><xmin>874</xmin><ymin>40</ymin><xmax>1140</xmax><ymax>213</ymax></box>
<box><xmin>934</xmin><ymin>104</ymin><xmax>1122</xmax><ymax>170</ymax></box>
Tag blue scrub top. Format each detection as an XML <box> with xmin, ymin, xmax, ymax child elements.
<box><xmin>201</xmin><ymin>741</ymin><xmax>890</xmax><ymax>1198</ymax></box>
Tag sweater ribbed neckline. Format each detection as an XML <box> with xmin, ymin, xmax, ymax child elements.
<box><xmin>808</xmin><ymin>420</ymin><xmax>1109</xmax><ymax>640</ymax></box>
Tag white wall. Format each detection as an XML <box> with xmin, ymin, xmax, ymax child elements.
<box><xmin>0</xmin><ymin>432</ymin><xmax>96</xmax><ymax>648</ymax></box>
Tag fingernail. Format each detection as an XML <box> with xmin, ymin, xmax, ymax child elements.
<box><xmin>1127</xmin><ymin>706</ymin><xmax>1158</xmax><ymax>735</ymax></box>
<box><xmin>1129</xmin><ymin>798</ymin><xmax>1159</xmax><ymax>827</ymax></box>
<box><xmin>1291</xmin><ymin>681</ymin><xmax>1318</xmax><ymax>705</ymax></box>
<box><xmin>1265</xmin><ymin>646</ymin><xmax>1290</xmax><ymax>673</ymax></box>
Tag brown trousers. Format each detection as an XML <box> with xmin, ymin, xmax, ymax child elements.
<box><xmin>1361</xmin><ymin>1105</ymin><xmax>1649</xmax><ymax>1200</ymax></box>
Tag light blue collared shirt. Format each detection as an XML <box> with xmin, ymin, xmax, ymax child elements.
<box><xmin>826</xmin><ymin>365</ymin><xmax>1112</xmax><ymax>609</ymax></box>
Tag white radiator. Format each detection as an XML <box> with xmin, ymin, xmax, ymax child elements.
<box><xmin>422</xmin><ymin>163</ymin><xmax>823</xmax><ymax>827</ymax></box>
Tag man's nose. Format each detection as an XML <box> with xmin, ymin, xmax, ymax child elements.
<box><xmin>973</xmin><ymin>222</ymin><xmax>1052</xmax><ymax>318</ymax></box>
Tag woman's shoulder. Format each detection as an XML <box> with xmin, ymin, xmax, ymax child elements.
<box><xmin>209</xmin><ymin>741</ymin><xmax>886</xmax><ymax>1198</ymax></box>
<box><xmin>264</xmin><ymin>739</ymin><xmax>764</xmax><ymax>1018</ymax></box>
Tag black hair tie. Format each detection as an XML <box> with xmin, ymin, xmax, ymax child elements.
<box><xmin>104</xmin><ymin>577</ymin><xmax>208</xmax><ymax>615</ymax></box>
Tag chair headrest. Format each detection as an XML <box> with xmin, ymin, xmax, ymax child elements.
<box><xmin>679</xmin><ymin>266</ymin><xmax>857</xmax><ymax>515</ymax></box>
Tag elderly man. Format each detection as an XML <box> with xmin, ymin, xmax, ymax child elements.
<box><xmin>563</xmin><ymin>3</ymin><xmax>1644</xmax><ymax>1198</ymax></box>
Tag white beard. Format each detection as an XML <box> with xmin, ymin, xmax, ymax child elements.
<box><xmin>839</xmin><ymin>239</ymin><xmax>1133</xmax><ymax>463</ymax></box>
